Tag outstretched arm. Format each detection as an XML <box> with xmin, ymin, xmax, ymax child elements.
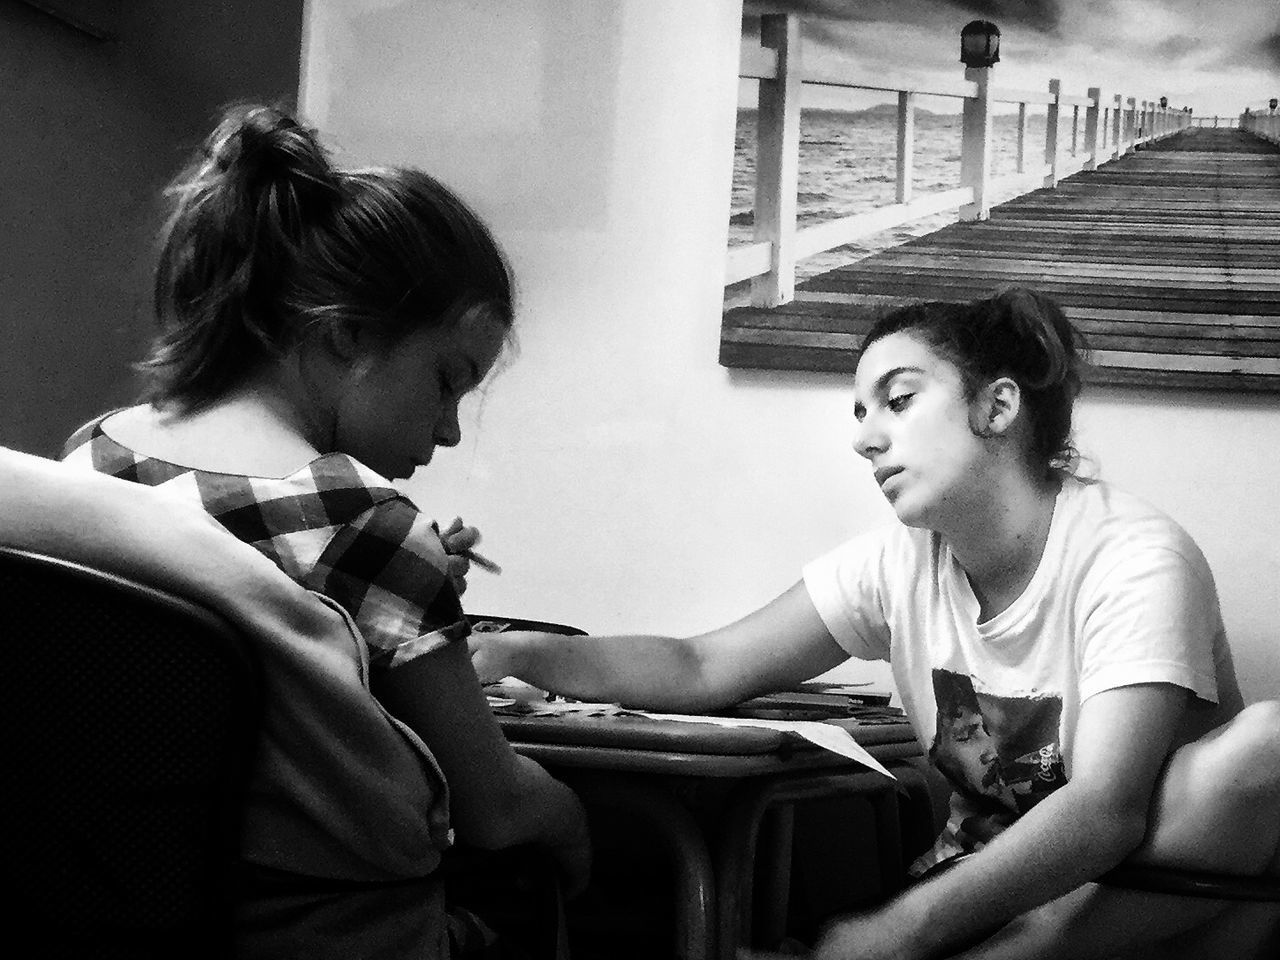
<box><xmin>809</xmin><ymin>682</ymin><xmax>1189</xmax><ymax>960</ymax></box>
<box><xmin>471</xmin><ymin>580</ymin><xmax>851</xmax><ymax>712</ymax></box>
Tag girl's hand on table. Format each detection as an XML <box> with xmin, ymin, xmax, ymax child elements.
<box><xmin>437</xmin><ymin>515</ymin><xmax>481</xmax><ymax>596</ymax></box>
<box><xmin>468</xmin><ymin>630</ymin><xmax>521</xmax><ymax>684</ymax></box>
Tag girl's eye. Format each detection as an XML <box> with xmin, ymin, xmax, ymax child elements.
<box><xmin>887</xmin><ymin>392</ymin><xmax>914</xmax><ymax>412</ymax></box>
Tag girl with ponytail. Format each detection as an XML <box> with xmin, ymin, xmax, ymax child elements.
<box><xmin>62</xmin><ymin>103</ymin><xmax>588</xmax><ymax>949</ymax></box>
<box><xmin>475</xmin><ymin>287</ymin><xmax>1280</xmax><ymax>959</ymax></box>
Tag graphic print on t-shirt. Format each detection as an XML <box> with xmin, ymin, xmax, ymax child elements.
<box><xmin>928</xmin><ymin>668</ymin><xmax>1067</xmax><ymax>850</ymax></box>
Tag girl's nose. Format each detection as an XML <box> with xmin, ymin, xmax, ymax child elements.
<box><xmin>853</xmin><ymin>417</ymin><xmax>885</xmax><ymax>461</ymax></box>
<box><xmin>434</xmin><ymin>404</ymin><xmax>462</xmax><ymax>448</ymax></box>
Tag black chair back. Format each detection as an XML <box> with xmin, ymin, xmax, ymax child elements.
<box><xmin>0</xmin><ymin>546</ymin><xmax>264</xmax><ymax>959</ymax></box>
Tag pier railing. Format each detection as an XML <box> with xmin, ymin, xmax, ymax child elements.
<box><xmin>730</xmin><ymin>14</ymin><xmax>1191</xmax><ymax>306</ymax></box>
<box><xmin>1241</xmin><ymin>110</ymin><xmax>1280</xmax><ymax>145</ymax></box>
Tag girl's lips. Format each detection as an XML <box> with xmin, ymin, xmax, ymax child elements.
<box><xmin>874</xmin><ymin>465</ymin><xmax>903</xmax><ymax>487</ymax></box>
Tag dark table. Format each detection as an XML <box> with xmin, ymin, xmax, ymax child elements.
<box><xmin>494</xmin><ymin>697</ymin><xmax>933</xmax><ymax>960</ymax></box>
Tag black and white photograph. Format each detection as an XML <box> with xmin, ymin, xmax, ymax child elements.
<box><xmin>2</xmin><ymin>1</ymin><xmax>1278</xmax><ymax>957</ymax></box>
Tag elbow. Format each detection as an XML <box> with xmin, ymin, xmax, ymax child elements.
<box><xmin>678</xmin><ymin>640</ymin><xmax>750</xmax><ymax>712</ymax></box>
<box><xmin>1114</xmin><ymin>809</ymin><xmax>1151</xmax><ymax>854</ymax></box>
<box><xmin>611</xmin><ymin>640</ymin><xmax>732</xmax><ymax>713</ymax></box>
<box><xmin>1091</xmin><ymin>806</ymin><xmax>1152</xmax><ymax>870</ymax></box>
<box><xmin>450</xmin><ymin>788</ymin><xmax>531</xmax><ymax>850</ymax></box>
<box><xmin>457</xmin><ymin>819</ymin><xmax>525</xmax><ymax>852</ymax></box>
<box><xmin>448</xmin><ymin>759</ymin><xmax>577</xmax><ymax>852</ymax></box>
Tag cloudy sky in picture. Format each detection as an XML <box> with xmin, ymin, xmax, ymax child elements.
<box><xmin>742</xmin><ymin>0</ymin><xmax>1280</xmax><ymax>117</ymax></box>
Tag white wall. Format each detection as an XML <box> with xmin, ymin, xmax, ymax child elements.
<box><xmin>302</xmin><ymin>0</ymin><xmax>1280</xmax><ymax>705</ymax></box>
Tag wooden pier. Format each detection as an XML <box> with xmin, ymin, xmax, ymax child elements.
<box><xmin>721</xmin><ymin>127</ymin><xmax>1280</xmax><ymax>392</ymax></box>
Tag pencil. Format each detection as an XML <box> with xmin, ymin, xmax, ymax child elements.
<box><xmin>462</xmin><ymin>549</ymin><xmax>502</xmax><ymax>575</ymax></box>
<box><xmin>431</xmin><ymin>519</ymin><xmax>503</xmax><ymax>574</ymax></box>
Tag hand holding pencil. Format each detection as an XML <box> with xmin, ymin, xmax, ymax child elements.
<box><xmin>436</xmin><ymin>516</ymin><xmax>502</xmax><ymax>596</ymax></box>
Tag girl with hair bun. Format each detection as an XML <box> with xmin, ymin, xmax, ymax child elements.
<box><xmin>63</xmin><ymin>103</ymin><xmax>588</xmax><ymax>949</ymax></box>
<box><xmin>475</xmin><ymin>287</ymin><xmax>1280</xmax><ymax>959</ymax></box>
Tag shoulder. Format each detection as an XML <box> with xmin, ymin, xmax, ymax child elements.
<box><xmin>297</xmin><ymin>453</ymin><xmax>411</xmax><ymax>513</ymax></box>
<box><xmin>805</xmin><ymin>520</ymin><xmax>939</xmax><ymax>587</ymax></box>
<box><xmin>303</xmin><ymin>465</ymin><xmax>460</xmax><ymax>662</ymax></box>
<box><xmin>212</xmin><ymin>453</ymin><xmax>420</xmax><ymax>550</ymax></box>
<box><xmin>1058</xmin><ymin>478</ymin><xmax>1228</xmax><ymax>707</ymax></box>
<box><xmin>61</xmin><ymin>406</ymin><xmax>180</xmax><ymax>482</ymax></box>
<box><xmin>1058</xmin><ymin>477</ymin><xmax>1213</xmax><ymax>586</ymax></box>
<box><xmin>801</xmin><ymin>521</ymin><xmax>937</xmax><ymax>652</ymax></box>
<box><xmin>304</xmin><ymin>455</ymin><xmax>444</xmax><ymax>563</ymax></box>
<box><xmin>135</xmin><ymin>454</ymin><xmax>414</xmax><ymax>562</ymax></box>
<box><xmin>61</xmin><ymin>406</ymin><xmax>129</xmax><ymax>461</ymax></box>
<box><xmin>1056</xmin><ymin>478</ymin><xmax>1224</xmax><ymax>660</ymax></box>
<box><xmin>802</xmin><ymin>521</ymin><xmax>944</xmax><ymax>620</ymax></box>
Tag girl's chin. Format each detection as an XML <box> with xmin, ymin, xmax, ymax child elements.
<box><xmin>376</xmin><ymin>459</ymin><xmax>416</xmax><ymax>481</ymax></box>
<box><xmin>886</xmin><ymin>496</ymin><xmax>914</xmax><ymax>520</ymax></box>
<box><xmin>890</xmin><ymin>502</ymin><xmax>934</xmax><ymax>530</ymax></box>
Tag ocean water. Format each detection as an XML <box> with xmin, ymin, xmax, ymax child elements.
<box><xmin>731</xmin><ymin>107</ymin><xmax>1075</xmax><ymax>280</ymax></box>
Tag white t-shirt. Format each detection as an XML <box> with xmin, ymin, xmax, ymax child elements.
<box><xmin>803</xmin><ymin>476</ymin><xmax>1240</xmax><ymax>874</ymax></box>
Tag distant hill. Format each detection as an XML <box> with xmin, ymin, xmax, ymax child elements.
<box><xmin>842</xmin><ymin>102</ymin><xmax>949</xmax><ymax>119</ymax></box>
<box><xmin>740</xmin><ymin>103</ymin><xmax>955</xmax><ymax>118</ymax></box>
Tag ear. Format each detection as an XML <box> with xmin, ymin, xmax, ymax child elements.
<box><xmin>978</xmin><ymin>376</ymin><xmax>1022</xmax><ymax>437</ymax></box>
<box><xmin>296</xmin><ymin>321</ymin><xmax>370</xmax><ymax>390</ymax></box>
<box><xmin>324</xmin><ymin>320</ymin><xmax>362</xmax><ymax>363</ymax></box>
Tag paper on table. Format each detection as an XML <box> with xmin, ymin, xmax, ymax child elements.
<box><xmin>485</xmin><ymin>680</ymin><xmax>898</xmax><ymax>779</ymax></box>
<box><xmin>489</xmin><ymin>697</ymin><xmax>631</xmax><ymax>718</ymax></box>
<box><xmin>634</xmin><ymin>711</ymin><xmax>897</xmax><ymax>780</ymax></box>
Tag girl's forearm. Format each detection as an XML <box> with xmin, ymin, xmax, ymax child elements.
<box><xmin>511</xmin><ymin>754</ymin><xmax>590</xmax><ymax>850</ymax></box>
<box><xmin>862</xmin><ymin>786</ymin><xmax>1148</xmax><ymax>957</ymax></box>
<box><xmin>502</xmin><ymin>631</ymin><xmax>735</xmax><ymax>711</ymax></box>
<box><xmin>478</xmin><ymin>581</ymin><xmax>847</xmax><ymax>714</ymax></box>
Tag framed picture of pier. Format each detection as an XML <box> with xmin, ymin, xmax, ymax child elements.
<box><xmin>17</xmin><ymin>1</ymin><xmax>119</xmax><ymax>39</ymax></box>
<box><xmin>724</xmin><ymin>15</ymin><xmax>1280</xmax><ymax>393</ymax></box>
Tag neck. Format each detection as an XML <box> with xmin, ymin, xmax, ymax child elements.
<box><xmin>123</xmin><ymin>366</ymin><xmax>327</xmax><ymax>478</ymax></box>
<box><xmin>227</xmin><ymin>358</ymin><xmax>338</xmax><ymax>455</ymax></box>
<box><xmin>943</xmin><ymin>467</ymin><xmax>1060</xmax><ymax>619</ymax></box>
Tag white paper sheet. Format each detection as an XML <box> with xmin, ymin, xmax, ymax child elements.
<box><xmin>633</xmin><ymin>711</ymin><xmax>897</xmax><ymax>780</ymax></box>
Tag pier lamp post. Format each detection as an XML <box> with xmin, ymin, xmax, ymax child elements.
<box><xmin>959</xmin><ymin>21</ymin><xmax>999</xmax><ymax>221</ymax></box>
<box><xmin>960</xmin><ymin>20</ymin><xmax>1000</xmax><ymax>67</ymax></box>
